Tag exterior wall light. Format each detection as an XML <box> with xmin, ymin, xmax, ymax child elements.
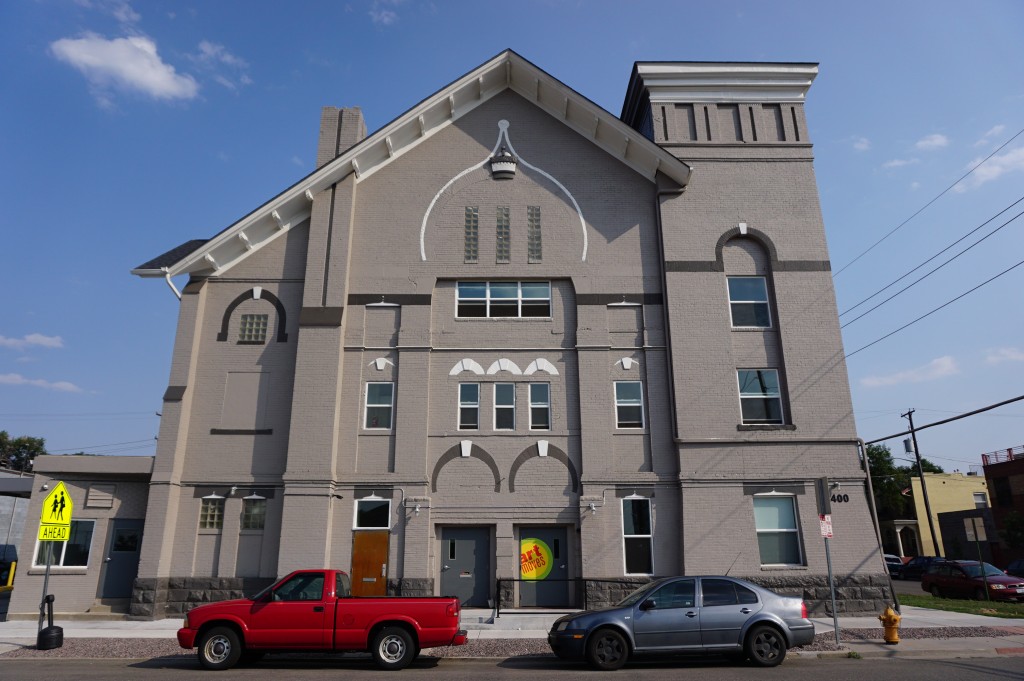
<box><xmin>489</xmin><ymin>146</ymin><xmax>517</xmax><ymax>180</ymax></box>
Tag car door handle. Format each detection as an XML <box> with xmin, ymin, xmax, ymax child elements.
<box><xmin>685</xmin><ymin>611</ymin><xmax>697</xmax><ymax>618</ymax></box>
<box><xmin>740</xmin><ymin>608</ymin><xmax>751</xmax><ymax>614</ymax></box>
<box><xmin>313</xmin><ymin>606</ymin><xmax>324</xmax><ymax>612</ymax></box>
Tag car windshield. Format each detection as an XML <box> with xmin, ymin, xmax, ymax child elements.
<box><xmin>963</xmin><ymin>563</ymin><xmax>1005</xmax><ymax>578</ymax></box>
<box><xmin>616</xmin><ymin>581</ymin><xmax>662</xmax><ymax>607</ymax></box>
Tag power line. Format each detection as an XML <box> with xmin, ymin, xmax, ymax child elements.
<box><xmin>845</xmin><ymin>256</ymin><xmax>1024</xmax><ymax>358</ymax></box>
<box><xmin>48</xmin><ymin>438</ymin><xmax>156</xmax><ymax>453</ymax></box>
<box><xmin>832</xmin><ymin>126</ymin><xmax>1024</xmax><ymax>278</ymax></box>
<box><xmin>839</xmin><ymin>195</ymin><xmax>1024</xmax><ymax>319</ymax></box>
<box><xmin>0</xmin><ymin>411</ymin><xmax>154</xmax><ymax>417</ymax></box>
<box><xmin>864</xmin><ymin>393</ymin><xmax>1024</xmax><ymax>445</ymax></box>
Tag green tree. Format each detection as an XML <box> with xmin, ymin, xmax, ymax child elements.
<box><xmin>867</xmin><ymin>442</ymin><xmax>944</xmax><ymax>521</ymax></box>
<box><xmin>1000</xmin><ymin>510</ymin><xmax>1024</xmax><ymax>550</ymax></box>
<box><xmin>0</xmin><ymin>431</ymin><xmax>47</xmax><ymax>472</ymax></box>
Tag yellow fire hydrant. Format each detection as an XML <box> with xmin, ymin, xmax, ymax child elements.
<box><xmin>878</xmin><ymin>605</ymin><xmax>901</xmax><ymax>644</ymax></box>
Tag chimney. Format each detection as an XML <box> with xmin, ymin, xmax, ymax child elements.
<box><xmin>317</xmin><ymin>106</ymin><xmax>366</xmax><ymax>169</ymax></box>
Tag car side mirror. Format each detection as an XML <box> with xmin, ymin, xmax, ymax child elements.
<box><xmin>640</xmin><ymin>599</ymin><xmax>657</xmax><ymax>611</ymax></box>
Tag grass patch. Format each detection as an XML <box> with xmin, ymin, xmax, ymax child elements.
<box><xmin>899</xmin><ymin>593</ymin><xmax>1024</xmax><ymax>618</ymax></box>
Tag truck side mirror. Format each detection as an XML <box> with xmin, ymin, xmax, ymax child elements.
<box><xmin>639</xmin><ymin>599</ymin><xmax>656</xmax><ymax>611</ymax></box>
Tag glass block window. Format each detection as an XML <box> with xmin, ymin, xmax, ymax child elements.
<box><xmin>464</xmin><ymin>206</ymin><xmax>478</xmax><ymax>263</ymax></box>
<box><xmin>527</xmin><ymin>206</ymin><xmax>542</xmax><ymax>263</ymax></box>
<box><xmin>737</xmin><ymin>369</ymin><xmax>784</xmax><ymax>424</ymax></box>
<box><xmin>727</xmin><ymin>277</ymin><xmax>771</xmax><ymax>328</ymax></box>
<box><xmin>241</xmin><ymin>498</ymin><xmax>267</xmax><ymax>530</ymax></box>
<box><xmin>615</xmin><ymin>381</ymin><xmax>644</xmax><ymax>429</ymax></box>
<box><xmin>239</xmin><ymin>314</ymin><xmax>269</xmax><ymax>344</ymax></box>
<box><xmin>456</xmin><ymin>281</ymin><xmax>551</xmax><ymax>318</ymax></box>
<box><xmin>529</xmin><ymin>383</ymin><xmax>550</xmax><ymax>430</ymax></box>
<box><xmin>200</xmin><ymin>498</ymin><xmax>225</xmax><ymax>529</ymax></box>
<box><xmin>34</xmin><ymin>519</ymin><xmax>95</xmax><ymax>567</ymax></box>
<box><xmin>364</xmin><ymin>382</ymin><xmax>394</xmax><ymax>430</ymax></box>
<box><xmin>354</xmin><ymin>499</ymin><xmax>391</xmax><ymax>529</ymax></box>
<box><xmin>494</xmin><ymin>383</ymin><xmax>515</xmax><ymax>430</ymax></box>
<box><xmin>622</xmin><ymin>498</ymin><xmax>653</xmax><ymax>575</ymax></box>
<box><xmin>459</xmin><ymin>383</ymin><xmax>479</xmax><ymax>430</ymax></box>
<box><xmin>753</xmin><ymin>495</ymin><xmax>803</xmax><ymax>565</ymax></box>
<box><xmin>496</xmin><ymin>206</ymin><xmax>510</xmax><ymax>263</ymax></box>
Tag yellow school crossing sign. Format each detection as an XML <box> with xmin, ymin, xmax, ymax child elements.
<box><xmin>38</xmin><ymin>481</ymin><xmax>74</xmax><ymax>542</ymax></box>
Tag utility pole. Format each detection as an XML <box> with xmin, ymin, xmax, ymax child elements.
<box><xmin>902</xmin><ymin>409</ymin><xmax>942</xmax><ymax>556</ymax></box>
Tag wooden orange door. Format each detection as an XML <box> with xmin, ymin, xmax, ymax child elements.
<box><xmin>350</xmin><ymin>531</ymin><xmax>389</xmax><ymax>596</ymax></box>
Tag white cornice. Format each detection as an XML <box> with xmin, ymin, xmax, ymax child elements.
<box><xmin>134</xmin><ymin>50</ymin><xmax>692</xmax><ymax>280</ymax></box>
<box><xmin>637</xmin><ymin>62</ymin><xmax>818</xmax><ymax>104</ymax></box>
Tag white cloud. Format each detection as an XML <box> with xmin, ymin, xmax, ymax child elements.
<box><xmin>369</xmin><ymin>0</ymin><xmax>403</xmax><ymax>24</ymax></box>
<box><xmin>974</xmin><ymin>124</ymin><xmax>1006</xmax><ymax>147</ymax></box>
<box><xmin>910</xmin><ymin>181</ymin><xmax>921</xmax><ymax>190</ymax></box>
<box><xmin>189</xmin><ymin>41</ymin><xmax>251</xmax><ymax>90</ymax></box>
<box><xmin>0</xmin><ymin>373</ymin><xmax>82</xmax><ymax>393</ymax></box>
<box><xmin>195</xmin><ymin>41</ymin><xmax>248</xmax><ymax>69</ymax></box>
<box><xmin>860</xmin><ymin>356</ymin><xmax>958</xmax><ymax>388</ymax></box>
<box><xmin>986</xmin><ymin>347</ymin><xmax>1024</xmax><ymax>364</ymax></box>
<box><xmin>50</xmin><ymin>33</ymin><xmax>198</xmax><ymax>105</ymax></box>
<box><xmin>853</xmin><ymin>137</ymin><xmax>870</xmax><ymax>151</ymax></box>
<box><xmin>0</xmin><ymin>333</ymin><xmax>64</xmax><ymax>350</ymax></box>
<box><xmin>955</xmin><ymin>147</ymin><xmax>1024</xmax><ymax>192</ymax></box>
<box><xmin>916</xmin><ymin>133</ymin><xmax>949</xmax><ymax>150</ymax></box>
<box><xmin>883</xmin><ymin>158</ymin><xmax>919</xmax><ymax>168</ymax></box>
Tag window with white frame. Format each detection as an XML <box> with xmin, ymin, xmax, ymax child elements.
<box><xmin>241</xmin><ymin>498</ymin><xmax>267</xmax><ymax>530</ymax></box>
<box><xmin>614</xmin><ymin>381</ymin><xmax>644</xmax><ymax>429</ymax></box>
<box><xmin>354</xmin><ymin>498</ymin><xmax>391</xmax><ymax>529</ymax></box>
<box><xmin>529</xmin><ymin>383</ymin><xmax>550</xmax><ymax>430</ymax></box>
<box><xmin>622</xmin><ymin>497</ymin><xmax>653</xmax><ymax>575</ymax></box>
<box><xmin>737</xmin><ymin>369</ymin><xmax>784</xmax><ymax>424</ymax></box>
<box><xmin>974</xmin><ymin>492</ymin><xmax>989</xmax><ymax>509</ymax></box>
<box><xmin>34</xmin><ymin>519</ymin><xmax>95</xmax><ymax>567</ymax></box>
<box><xmin>458</xmin><ymin>383</ymin><xmax>479</xmax><ymax>430</ymax></box>
<box><xmin>364</xmin><ymin>382</ymin><xmax>394</xmax><ymax>430</ymax></box>
<box><xmin>456</xmin><ymin>281</ymin><xmax>551</xmax><ymax>318</ymax></box>
<box><xmin>727</xmin><ymin>277</ymin><xmax>771</xmax><ymax>328</ymax></box>
<box><xmin>494</xmin><ymin>383</ymin><xmax>515</xmax><ymax>430</ymax></box>
<box><xmin>200</xmin><ymin>498</ymin><xmax>225</xmax><ymax>529</ymax></box>
<box><xmin>753</xmin><ymin>494</ymin><xmax>803</xmax><ymax>565</ymax></box>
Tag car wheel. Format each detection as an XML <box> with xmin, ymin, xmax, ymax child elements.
<box><xmin>745</xmin><ymin>625</ymin><xmax>787</xmax><ymax>668</ymax></box>
<box><xmin>372</xmin><ymin>626</ymin><xmax>416</xmax><ymax>670</ymax></box>
<box><xmin>198</xmin><ymin>626</ymin><xmax>242</xmax><ymax>671</ymax></box>
<box><xmin>929</xmin><ymin>585</ymin><xmax>942</xmax><ymax>598</ymax></box>
<box><xmin>586</xmin><ymin>628</ymin><xmax>629</xmax><ymax>671</ymax></box>
<box><xmin>973</xmin><ymin>588</ymin><xmax>986</xmax><ymax>601</ymax></box>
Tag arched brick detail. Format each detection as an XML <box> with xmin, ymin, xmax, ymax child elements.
<box><xmin>713</xmin><ymin>228</ymin><xmax>779</xmax><ymax>271</ymax></box>
<box><xmin>508</xmin><ymin>443</ymin><xmax>579</xmax><ymax>494</ymax></box>
<box><xmin>216</xmin><ymin>289</ymin><xmax>288</xmax><ymax>342</ymax></box>
<box><xmin>431</xmin><ymin>443</ymin><xmax>501</xmax><ymax>493</ymax></box>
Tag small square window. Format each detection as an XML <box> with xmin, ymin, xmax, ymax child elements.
<box><xmin>727</xmin><ymin>277</ymin><xmax>771</xmax><ymax>328</ymax></box>
<box><xmin>239</xmin><ymin>314</ymin><xmax>269</xmax><ymax>344</ymax></box>
<box><xmin>200</xmin><ymin>498</ymin><xmax>225</xmax><ymax>530</ymax></box>
<box><xmin>241</xmin><ymin>498</ymin><xmax>267</xmax><ymax>530</ymax></box>
<box><xmin>354</xmin><ymin>499</ymin><xmax>391</xmax><ymax>529</ymax></box>
<box><xmin>737</xmin><ymin>369</ymin><xmax>784</xmax><ymax>424</ymax></box>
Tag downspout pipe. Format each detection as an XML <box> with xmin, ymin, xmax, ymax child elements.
<box><xmin>162</xmin><ymin>268</ymin><xmax>182</xmax><ymax>301</ymax></box>
<box><xmin>858</xmin><ymin>437</ymin><xmax>900</xmax><ymax>614</ymax></box>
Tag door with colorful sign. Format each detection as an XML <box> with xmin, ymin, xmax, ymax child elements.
<box><xmin>519</xmin><ymin>527</ymin><xmax>569</xmax><ymax>607</ymax></box>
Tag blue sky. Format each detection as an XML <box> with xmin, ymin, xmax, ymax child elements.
<box><xmin>2</xmin><ymin>1</ymin><xmax>1023</xmax><ymax>474</ymax></box>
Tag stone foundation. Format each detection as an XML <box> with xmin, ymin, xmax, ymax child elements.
<box><xmin>746</xmin><ymin>572</ymin><xmax>894</xmax><ymax>614</ymax></box>
<box><xmin>130</xmin><ymin>577</ymin><xmax>274</xmax><ymax>619</ymax></box>
<box><xmin>387</xmin><ymin>578</ymin><xmax>434</xmax><ymax>597</ymax></box>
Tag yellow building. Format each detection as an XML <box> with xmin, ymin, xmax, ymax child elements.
<box><xmin>911</xmin><ymin>472</ymin><xmax>989</xmax><ymax>556</ymax></box>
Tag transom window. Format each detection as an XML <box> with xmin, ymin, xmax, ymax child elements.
<box><xmin>241</xmin><ymin>498</ymin><xmax>267</xmax><ymax>530</ymax></box>
<box><xmin>614</xmin><ymin>381</ymin><xmax>644</xmax><ymax>429</ymax></box>
<box><xmin>496</xmin><ymin>206</ymin><xmax>510</xmax><ymax>263</ymax></box>
<box><xmin>458</xmin><ymin>383</ymin><xmax>480</xmax><ymax>430</ymax></box>
<box><xmin>737</xmin><ymin>369</ymin><xmax>783</xmax><ymax>424</ymax></box>
<box><xmin>527</xmin><ymin>206</ymin><xmax>542</xmax><ymax>263</ymax></box>
<box><xmin>33</xmin><ymin>519</ymin><xmax>94</xmax><ymax>567</ymax></box>
<box><xmin>354</xmin><ymin>498</ymin><xmax>391</xmax><ymax>529</ymax></box>
<box><xmin>494</xmin><ymin>383</ymin><xmax>515</xmax><ymax>430</ymax></box>
<box><xmin>753</xmin><ymin>495</ymin><xmax>803</xmax><ymax>565</ymax></box>
<box><xmin>456</xmin><ymin>281</ymin><xmax>551</xmax><ymax>318</ymax></box>
<box><xmin>200</xmin><ymin>498</ymin><xmax>225</xmax><ymax>529</ymax></box>
<box><xmin>529</xmin><ymin>383</ymin><xmax>550</xmax><ymax>430</ymax></box>
<box><xmin>364</xmin><ymin>382</ymin><xmax>394</xmax><ymax>430</ymax></box>
<box><xmin>239</xmin><ymin>314</ymin><xmax>269</xmax><ymax>344</ymax></box>
<box><xmin>727</xmin><ymin>277</ymin><xmax>771</xmax><ymax>328</ymax></box>
<box><xmin>464</xmin><ymin>206</ymin><xmax>479</xmax><ymax>263</ymax></box>
<box><xmin>622</xmin><ymin>498</ymin><xmax>653</xmax><ymax>575</ymax></box>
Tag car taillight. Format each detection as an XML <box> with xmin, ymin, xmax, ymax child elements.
<box><xmin>801</xmin><ymin>601</ymin><xmax>808</xmax><ymax>619</ymax></box>
<box><xmin>447</xmin><ymin>601</ymin><xmax>460</xmax><ymax>618</ymax></box>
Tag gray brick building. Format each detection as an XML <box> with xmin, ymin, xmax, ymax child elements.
<box><xmin>117</xmin><ymin>51</ymin><xmax>888</xmax><ymax>617</ymax></box>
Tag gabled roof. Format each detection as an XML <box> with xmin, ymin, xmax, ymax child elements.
<box><xmin>133</xmin><ymin>49</ymin><xmax>693</xmax><ymax>280</ymax></box>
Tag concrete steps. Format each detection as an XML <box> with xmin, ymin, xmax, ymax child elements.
<box><xmin>462</xmin><ymin>608</ymin><xmax>576</xmax><ymax>631</ymax></box>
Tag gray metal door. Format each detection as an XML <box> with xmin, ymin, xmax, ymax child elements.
<box><xmin>519</xmin><ymin>527</ymin><xmax>569</xmax><ymax>607</ymax></box>
<box><xmin>440</xmin><ymin>527</ymin><xmax>490</xmax><ymax>607</ymax></box>
<box><xmin>101</xmin><ymin>519</ymin><xmax>143</xmax><ymax>598</ymax></box>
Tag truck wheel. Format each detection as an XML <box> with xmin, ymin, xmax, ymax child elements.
<box><xmin>198</xmin><ymin>626</ymin><xmax>242</xmax><ymax>671</ymax></box>
<box><xmin>586</xmin><ymin>628</ymin><xmax>628</xmax><ymax>671</ymax></box>
<box><xmin>372</xmin><ymin>626</ymin><xmax>416</xmax><ymax>670</ymax></box>
<box><xmin>745</xmin><ymin>625</ymin><xmax>786</xmax><ymax>667</ymax></box>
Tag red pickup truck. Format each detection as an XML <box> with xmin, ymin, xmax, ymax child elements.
<box><xmin>177</xmin><ymin>569</ymin><xmax>467</xmax><ymax>670</ymax></box>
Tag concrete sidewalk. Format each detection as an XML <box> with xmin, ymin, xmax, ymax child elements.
<box><xmin>1</xmin><ymin>606</ymin><xmax>1024</xmax><ymax>659</ymax></box>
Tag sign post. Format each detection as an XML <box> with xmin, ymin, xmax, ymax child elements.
<box><xmin>965</xmin><ymin>517</ymin><xmax>989</xmax><ymax>600</ymax></box>
<box><xmin>815</xmin><ymin>477</ymin><xmax>840</xmax><ymax>646</ymax></box>
<box><xmin>37</xmin><ymin>481</ymin><xmax>73</xmax><ymax>637</ymax></box>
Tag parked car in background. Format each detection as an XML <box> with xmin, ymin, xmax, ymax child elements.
<box><xmin>548</xmin><ymin>576</ymin><xmax>814</xmax><ymax>670</ymax></box>
<box><xmin>883</xmin><ymin>554</ymin><xmax>903</xmax><ymax>576</ymax></box>
<box><xmin>921</xmin><ymin>560</ymin><xmax>1024</xmax><ymax>601</ymax></box>
<box><xmin>898</xmin><ymin>555</ymin><xmax>945</xmax><ymax>580</ymax></box>
<box><xmin>1005</xmin><ymin>559</ymin><xmax>1024</xmax><ymax>578</ymax></box>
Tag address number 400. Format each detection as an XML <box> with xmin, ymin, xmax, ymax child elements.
<box><xmin>830</xmin><ymin>493</ymin><xmax>850</xmax><ymax>503</ymax></box>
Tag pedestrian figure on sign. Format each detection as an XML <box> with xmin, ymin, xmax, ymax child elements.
<box><xmin>58</xmin><ymin>492</ymin><xmax>65</xmax><ymax>521</ymax></box>
<box><xmin>51</xmin><ymin>494</ymin><xmax>59</xmax><ymax>518</ymax></box>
